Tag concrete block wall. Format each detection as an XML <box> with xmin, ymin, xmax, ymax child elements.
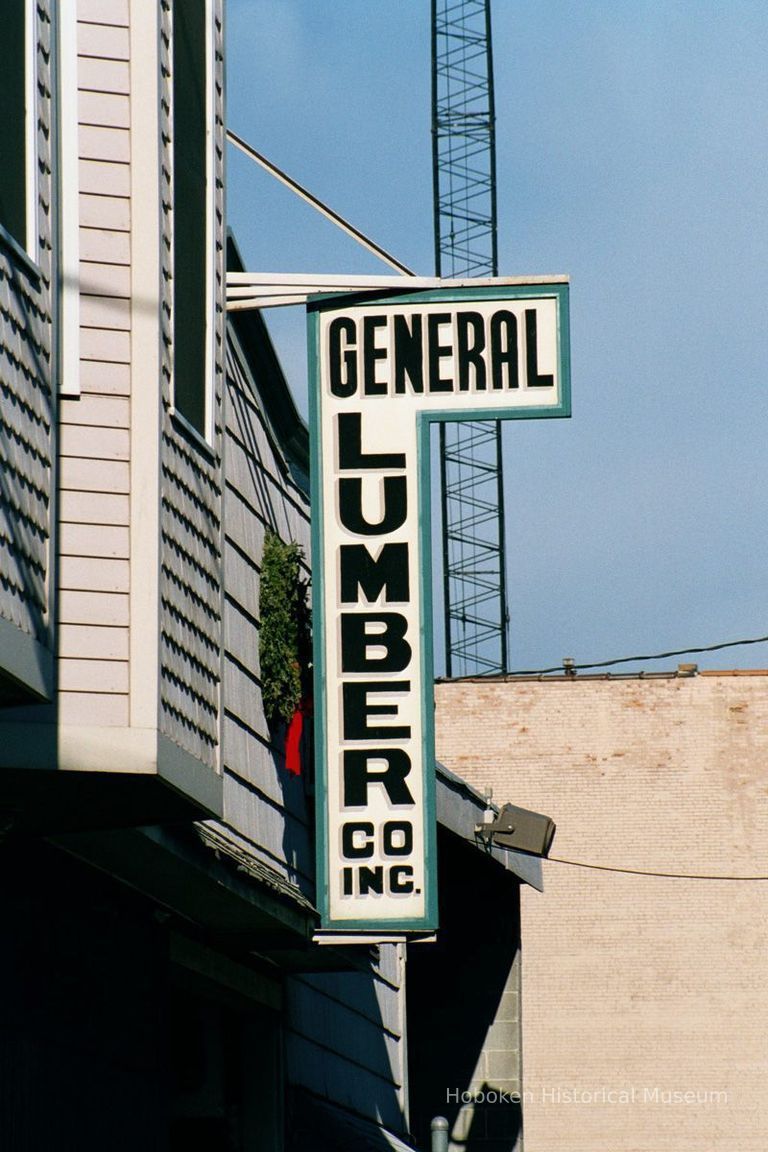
<box><xmin>435</xmin><ymin>672</ymin><xmax>768</xmax><ymax>1152</ymax></box>
<box><xmin>448</xmin><ymin>948</ymin><xmax>523</xmax><ymax>1152</ymax></box>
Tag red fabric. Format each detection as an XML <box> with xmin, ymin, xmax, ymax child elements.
<box><xmin>285</xmin><ymin>707</ymin><xmax>304</xmax><ymax>775</ymax></box>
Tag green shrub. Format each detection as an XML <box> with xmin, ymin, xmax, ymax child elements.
<box><xmin>259</xmin><ymin>531</ymin><xmax>311</xmax><ymax>725</ymax></box>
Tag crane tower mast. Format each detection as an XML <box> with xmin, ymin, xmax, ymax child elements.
<box><xmin>432</xmin><ymin>0</ymin><xmax>508</xmax><ymax>676</ymax></box>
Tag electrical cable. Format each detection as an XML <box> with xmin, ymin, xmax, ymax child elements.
<box><xmin>506</xmin><ymin>632</ymin><xmax>768</xmax><ymax>677</ymax></box>
<box><xmin>546</xmin><ymin>856</ymin><xmax>768</xmax><ymax>881</ymax></box>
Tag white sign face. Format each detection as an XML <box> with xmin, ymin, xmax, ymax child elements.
<box><xmin>309</xmin><ymin>282</ymin><xmax>570</xmax><ymax>930</ymax></box>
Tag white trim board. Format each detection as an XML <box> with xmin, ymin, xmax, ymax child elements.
<box><xmin>226</xmin><ymin>271</ymin><xmax>569</xmax><ymax>311</ymax></box>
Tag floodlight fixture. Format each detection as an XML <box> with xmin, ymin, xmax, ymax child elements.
<box><xmin>477</xmin><ymin>802</ymin><xmax>556</xmax><ymax>859</ymax></box>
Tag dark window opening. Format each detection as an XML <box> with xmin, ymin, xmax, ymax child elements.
<box><xmin>167</xmin><ymin>982</ymin><xmax>283</xmax><ymax>1152</ymax></box>
<box><xmin>172</xmin><ymin>0</ymin><xmax>209</xmax><ymax>435</ymax></box>
<box><xmin>0</xmin><ymin>0</ymin><xmax>27</xmax><ymax>248</ymax></box>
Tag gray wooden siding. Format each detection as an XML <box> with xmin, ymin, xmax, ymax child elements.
<box><xmin>0</xmin><ymin>0</ymin><xmax>54</xmax><ymax>687</ymax></box>
<box><xmin>56</xmin><ymin>0</ymin><xmax>131</xmax><ymax>728</ymax></box>
<box><xmin>219</xmin><ymin>336</ymin><xmax>314</xmax><ymax>890</ymax></box>
<box><xmin>286</xmin><ymin>945</ymin><xmax>409</xmax><ymax>1134</ymax></box>
<box><xmin>156</xmin><ymin>0</ymin><xmax>225</xmax><ymax>769</ymax></box>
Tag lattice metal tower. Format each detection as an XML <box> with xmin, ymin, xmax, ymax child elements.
<box><xmin>432</xmin><ymin>0</ymin><xmax>508</xmax><ymax>676</ymax></box>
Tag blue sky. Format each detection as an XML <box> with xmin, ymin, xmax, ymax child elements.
<box><xmin>226</xmin><ymin>1</ymin><xmax>768</xmax><ymax>675</ymax></box>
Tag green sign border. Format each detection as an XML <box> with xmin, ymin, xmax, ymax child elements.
<box><xmin>308</xmin><ymin>281</ymin><xmax>570</xmax><ymax>931</ymax></box>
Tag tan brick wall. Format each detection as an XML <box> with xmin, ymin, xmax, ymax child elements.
<box><xmin>435</xmin><ymin>674</ymin><xmax>768</xmax><ymax>1152</ymax></box>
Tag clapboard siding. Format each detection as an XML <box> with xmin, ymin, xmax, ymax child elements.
<box><xmin>79</xmin><ymin>193</ymin><xmax>130</xmax><ymax>232</ymax></box>
<box><xmin>79</xmin><ymin>159</ymin><xmax>131</xmax><ymax>197</ymax></box>
<box><xmin>59</xmin><ymin>458</ymin><xmax>129</xmax><ymax>493</ymax></box>
<box><xmin>78</xmin><ymin>57</ymin><xmax>130</xmax><ymax>95</ymax></box>
<box><xmin>225</xmin><ymin>435</ymin><xmax>309</xmax><ymax>548</ymax></box>
<box><xmin>60</xmin><ymin>623</ymin><xmax>129</xmax><ymax>661</ymax></box>
<box><xmin>79</xmin><ymin>228</ymin><xmax>130</xmax><ymax>265</ymax></box>
<box><xmin>294</xmin><ymin>960</ymin><xmax>403</xmax><ymax>1031</ymax></box>
<box><xmin>222</xmin><ymin>711</ymin><xmax>286</xmax><ymax>803</ymax></box>
<box><xmin>286</xmin><ymin>947</ymin><xmax>409</xmax><ymax>1132</ymax></box>
<box><xmin>155</xmin><ymin>0</ymin><xmax>225</xmax><ymax>769</ymax></box>
<box><xmin>61</xmin><ymin>394</ymin><xmax>129</xmax><ymax>427</ymax></box>
<box><xmin>79</xmin><ymin>361</ymin><xmax>129</xmax><ymax>396</ymax></box>
<box><xmin>79</xmin><ymin>294</ymin><xmax>131</xmax><ymax>329</ymax></box>
<box><xmin>79</xmin><ymin>90</ymin><xmax>130</xmax><ymax>129</ymax></box>
<box><xmin>218</xmin><ymin>323</ymin><xmax>313</xmax><ymax>887</ymax></box>
<box><xmin>59</xmin><ymin>691</ymin><xmax>129</xmax><ymax>727</ymax></box>
<box><xmin>59</xmin><ymin>659</ymin><xmax>129</xmax><ymax>694</ymax></box>
<box><xmin>79</xmin><ymin>262</ymin><xmax>131</xmax><ymax>298</ymax></box>
<box><xmin>59</xmin><ymin>556</ymin><xmax>130</xmax><ymax>593</ymax></box>
<box><xmin>221</xmin><ymin>770</ymin><xmax>315</xmax><ymax>884</ymax></box>
<box><xmin>59</xmin><ymin>490</ymin><xmax>129</xmax><ymax>526</ymax></box>
<box><xmin>288</xmin><ymin>989</ymin><xmax>403</xmax><ymax>1082</ymax></box>
<box><xmin>79</xmin><ymin>0</ymin><xmax>129</xmax><ymax>27</ymax></box>
<box><xmin>221</xmin><ymin>485</ymin><xmax>267</xmax><ymax>564</ymax></box>
<box><xmin>287</xmin><ymin>1035</ymin><xmax>405</xmax><ymax>1128</ymax></box>
<box><xmin>77</xmin><ymin>21</ymin><xmax>130</xmax><ymax>59</ymax></box>
<box><xmin>56</xmin><ymin>0</ymin><xmax>133</xmax><ymax>720</ymax></box>
<box><xmin>224</xmin><ymin>550</ymin><xmax>260</xmax><ymax>625</ymax></box>
<box><xmin>59</xmin><ymin>423</ymin><xmax>129</xmax><ymax>460</ymax></box>
<box><xmin>59</xmin><ymin>590</ymin><xmax>129</xmax><ymax>628</ymax></box>
<box><xmin>80</xmin><ymin>328</ymin><xmax>130</xmax><ymax>363</ymax></box>
<box><xmin>0</xmin><ymin>1</ymin><xmax>54</xmax><ymax>668</ymax></box>
<box><xmin>59</xmin><ymin>523</ymin><xmax>128</xmax><ymax>559</ymax></box>
<box><xmin>79</xmin><ymin>125</ymin><xmax>130</xmax><ymax>164</ymax></box>
<box><xmin>223</xmin><ymin>638</ymin><xmax>261</xmax><ymax>710</ymax></box>
<box><xmin>224</xmin><ymin>360</ymin><xmax>311</xmax><ymax>539</ymax></box>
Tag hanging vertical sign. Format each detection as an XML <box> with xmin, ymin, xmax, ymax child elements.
<box><xmin>309</xmin><ymin>279</ymin><xmax>570</xmax><ymax>930</ymax></box>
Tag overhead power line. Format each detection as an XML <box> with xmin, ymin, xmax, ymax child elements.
<box><xmin>505</xmin><ymin>632</ymin><xmax>768</xmax><ymax>677</ymax></box>
<box><xmin>547</xmin><ymin>856</ymin><xmax>768</xmax><ymax>881</ymax></box>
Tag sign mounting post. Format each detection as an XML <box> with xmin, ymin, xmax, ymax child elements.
<box><xmin>309</xmin><ymin>278</ymin><xmax>570</xmax><ymax>931</ymax></box>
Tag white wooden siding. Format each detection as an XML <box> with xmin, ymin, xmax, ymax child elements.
<box><xmin>59</xmin><ymin>691</ymin><xmax>129</xmax><ymax>727</ymax></box>
<box><xmin>79</xmin><ymin>193</ymin><xmax>130</xmax><ymax>232</ymax></box>
<box><xmin>79</xmin><ymin>328</ymin><xmax>130</xmax><ymax>363</ymax></box>
<box><xmin>59</xmin><ymin>424</ymin><xmax>129</xmax><ymax>461</ymax></box>
<box><xmin>79</xmin><ymin>228</ymin><xmax>129</xmax><ymax>264</ymax></box>
<box><xmin>59</xmin><ymin>590</ymin><xmax>129</xmax><ymax>628</ymax></box>
<box><xmin>78</xmin><ymin>0</ymin><xmax>129</xmax><ymax>24</ymax></box>
<box><xmin>79</xmin><ymin>261</ymin><xmax>131</xmax><ymax>298</ymax></box>
<box><xmin>60</xmin><ymin>524</ymin><xmax>128</xmax><ymax>558</ymax></box>
<box><xmin>79</xmin><ymin>159</ymin><xmax>130</xmax><ymax>197</ymax></box>
<box><xmin>78</xmin><ymin>57</ymin><xmax>129</xmax><ymax>95</ymax></box>
<box><xmin>79</xmin><ymin>125</ymin><xmax>130</xmax><ymax>164</ymax></box>
<box><xmin>60</xmin><ymin>623</ymin><xmax>129</xmax><ymax>661</ymax></box>
<box><xmin>79</xmin><ymin>294</ymin><xmax>130</xmax><ymax>329</ymax></box>
<box><xmin>56</xmin><ymin>0</ymin><xmax>132</xmax><ymax>726</ymax></box>
<box><xmin>59</xmin><ymin>491</ymin><xmax>129</xmax><ymax>525</ymax></box>
<box><xmin>59</xmin><ymin>458</ymin><xmax>129</xmax><ymax>493</ymax></box>
<box><xmin>77</xmin><ymin>20</ymin><xmax>129</xmax><ymax>60</ymax></box>
<box><xmin>78</xmin><ymin>361</ymin><xmax>129</xmax><ymax>395</ymax></box>
<box><xmin>79</xmin><ymin>90</ymin><xmax>130</xmax><ymax>129</ymax></box>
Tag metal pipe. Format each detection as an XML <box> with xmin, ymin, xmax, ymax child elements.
<box><xmin>226</xmin><ymin>129</ymin><xmax>415</xmax><ymax>276</ymax></box>
<box><xmin>431</xmin><ymin>1115</ymin><xmax>449</xmax><ymax>1152</ymax></box>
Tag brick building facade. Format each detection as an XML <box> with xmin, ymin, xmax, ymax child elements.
<box><xmin>436</xmin><ymin>672</ymin><xmax>768</xmax><ymax>1152</ymax></box>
